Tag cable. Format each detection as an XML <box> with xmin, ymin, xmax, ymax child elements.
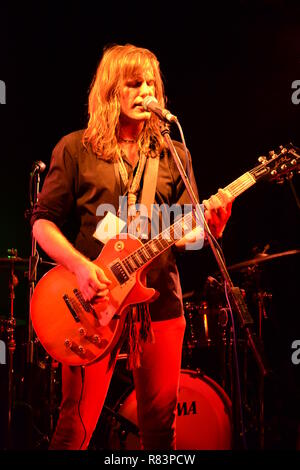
<box><xmin>78</xmin><ymin>366</ymin><xmax>87</xmax><ymax>450</ymax></box>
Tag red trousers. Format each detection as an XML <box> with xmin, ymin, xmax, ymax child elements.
<box><xmin>49</xmin><ymin>316</ymin><xmax>186</xmax><ymax>450</ymax></box>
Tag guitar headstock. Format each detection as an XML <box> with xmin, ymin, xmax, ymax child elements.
<box><xmin>252</xmin><ymin>143</ymin><xmax>300</xmax><ymax>184</ymax></box>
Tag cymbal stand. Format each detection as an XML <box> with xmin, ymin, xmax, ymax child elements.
<box><xmin>27</xmin><ymin>161</ymin><xmax>45</xmax><ymax>363</ymax></box>
<box><xmin>252</xmin><ymin>266</ymin><xmax>272</xmax><ymax>448</ymax></box>
<box><xmin>5</xmin><ymin>248</ymin><xmax>19</xmax><ymax>449</ymax></box>
<box><xmin>239</xmin><ymin>265</ymin><xmax>272</xmax><ymax>448</ymax></box>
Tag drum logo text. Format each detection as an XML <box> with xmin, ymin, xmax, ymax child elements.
<box><xmin>177</xmin><ymin>400</ymin><xmax>197</xmax><ymax>416</ymax></box>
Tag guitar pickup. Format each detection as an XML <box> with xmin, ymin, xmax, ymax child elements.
<box><xmin>62</xmin><ymin>294</ymin><xmax>80</xmax><ymax>322</ymax></box>
<box><xmin>73</xmin><ymin>289</ymin><xmax>92</xmax><ymax>312</ymax></box>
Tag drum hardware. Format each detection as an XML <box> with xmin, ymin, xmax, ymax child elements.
<box><xmin>0</xmin><ymin>248</ymin><xmax>22</xmax><ymax>449</ymax></box>
<box><xmin>182</xmin><ymin>299</ymin><xmax>230</xmax><ymax>391</ymax></box>
<box><xmin>218</xmin><ymin>307</ymin><xmax>230</xmax><ymax>390</ymax></box>
<box><xmin>183</xmin><ymin>267</ymin><xmax>271</xmax><ymax>449</ymax></box>
<box><xmin>226</xmin><ymin>247</ymin><xmax>291</xmax><ymax>449</ymax></box>
<box><xmin>253</xmin><ymin>287</ymin><xmax>272</xmax><ymax>341</ymax></box>
<box><xmin>225</xmin><ymin>301</ymin><xmax>268</xmax><ymax>449</ymax></box>
<box><xmin>4</xmin><ymin>159</ymin><xmax>59</xmax><ymax>449</ymax></box>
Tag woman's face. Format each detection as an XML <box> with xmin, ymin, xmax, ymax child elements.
<box><xmin>119</xmin><ymin>69</ymin><xmax>156</xmax><ymax>124</ymax></box>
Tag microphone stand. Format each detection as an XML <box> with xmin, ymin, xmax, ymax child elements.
<box><xmin>160</xmin><ymin>125</ymin><xmax>269</xmax><ymax>448</ymax></box>
<box><xmin>27</xmin><ymin>164</ymin><xmax>44</xmax><ymax>364</ymax></box>
<box><xmin>22</xmin><ymin>162</ymin><xmax>49</xmax><ymax>448</ymax></box>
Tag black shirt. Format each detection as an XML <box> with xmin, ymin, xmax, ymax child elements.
<box><xmin>31</xmin><ymin>129</ymin><xmax>199</xmax><ymax>321</ymax></box>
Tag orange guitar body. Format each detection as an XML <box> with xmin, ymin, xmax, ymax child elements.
<box><xmin>30</xmin><ymin>234</ymin><xmax>158</xmax><ymax>366</ymax></box>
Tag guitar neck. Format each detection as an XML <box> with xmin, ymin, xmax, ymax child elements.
<box><xmin>119</xmin><ymin>170</ymin><xmax>259</xmax><ymax>278</ymax></box>
<box><xmin>120</xmin><ymin>211</ymin><xmax>195</xmax><ymax>276</ymax></box>
<box><xmin>224</xmin><ymin>171</ymin><xmax>256</xmax><ymax>198</ymax></box>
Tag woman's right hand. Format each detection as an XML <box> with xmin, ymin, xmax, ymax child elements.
<box><xmin>74</xmin><ymin>259</ymin><xmax>112</xmax><ymax>302</ymax></box>
<box><xmin>32</xmin><ymin>219</ymin><xmax>112</xmax><ymax>302</ymax></box>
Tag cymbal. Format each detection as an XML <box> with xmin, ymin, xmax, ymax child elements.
<box><xmin>228</xmin><ymin>249</ymin><xmax>300</xmax><ymax>271</ymax></box>
<box><xmin>0</xmin><ymin>257</ymin><xmax>57</xmax><ymax>271</ymax></box>
<box><xmin>0</xmin><ymin>257</ymin><xmax>29</xmax><ymax>270</ymax></box>
<box><xmin>182</xmin><ymin>290</ymin><xmax>195</xmax><ymax>300</ymax></box>
<box><xmin>0</xmin><ymin>315</ymin><xmax>26</xmax><ymax>326</ymax></box>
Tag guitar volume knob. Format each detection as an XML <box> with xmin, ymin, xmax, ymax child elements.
<box><xmin>78</xmin><ymin>345</ymin><xmax>86</xmax><ymax>354</ymax></box>
<box><xmin>92</xmin><ymin>334</ymin><xmax>101</xmax><ymax>344</ymax></box>
<box><xmin>64</xmin><ymin>338</ymin><xmax>72</xmax><ymax>349</ymax></box>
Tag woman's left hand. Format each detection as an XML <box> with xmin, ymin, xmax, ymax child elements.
<box><xmin>203</xmin><ymin>188</ymin><xmax>234</xmax><ymax>239</ymax></box>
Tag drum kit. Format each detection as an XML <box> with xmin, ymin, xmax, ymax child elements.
<box><xmin>0</xmin><ymin>250</ymin><xmax>59</xmax><ymax>450</ymax></box>
<box><xmin>0</xmin><ymin>241</ymin><xmax>299</xmax><ymax>450</ymax></box>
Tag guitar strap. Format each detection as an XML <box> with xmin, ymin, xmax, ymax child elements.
<box><xmin>115</xmin><ymin>152</ymin><xmax>159</xmax><ymax>238</ymax></box>
<box><xmin>138</xmin><ymin>154</ymin><xmax>160</xmax><ymax>239</ymax></box>
<box><xmin>140</xmin><ymin>154</ymin><xmax>160</xmax><ymax>218</ymax></box>
<box><xmin>120</xmin><ymin>153</ymin><xmax>160</xmax><ymax>369</ymax></box>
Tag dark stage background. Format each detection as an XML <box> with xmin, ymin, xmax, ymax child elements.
<box><xmin>0</xmin><ymin>0</ymin><xmax>299</xmax><ymax>450</ymax></box>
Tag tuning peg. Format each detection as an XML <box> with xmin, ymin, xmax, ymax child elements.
<box><xmin>271</xmin><ymin>170</ymin><xmax>277</xmax><ymax>176</ymax></box>
<box><xmin>280</xmin><ymin>164</ymin><xmax>287</xmax><ymax>170</ymax></box>
<box><xmin>258</xmin><ymin>156</ymin><xmax>267</xmax><ymax>163</ymax></box>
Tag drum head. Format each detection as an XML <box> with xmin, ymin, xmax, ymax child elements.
<box><xmin>108</xmin><ymin>369</ymin><xmax>232</xmax><ymax>450</ymax></box>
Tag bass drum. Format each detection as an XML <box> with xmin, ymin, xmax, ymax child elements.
<box><xmin>108</xmin><ymin>369</ymin><xmax>232</xmax><ymax>450</ymax></box>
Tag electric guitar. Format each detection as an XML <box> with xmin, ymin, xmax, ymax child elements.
<box><xmin>30</xmin><ymin>144</ymin><xmax>300</xmax><ymax>366</ymax></box>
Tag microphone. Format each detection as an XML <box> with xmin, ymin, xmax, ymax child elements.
<box><xmin>142</xmin><ymin>96</ymin><xmax>177</xmax><ymax>123</ymax></box>
<box><xmin>32</xmin><ymin>160</ymin><xmax>46</xmax><ymax>174</ymax></box>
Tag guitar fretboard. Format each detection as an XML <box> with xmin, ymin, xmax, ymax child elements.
<box><xmin>112</xmin><ymin>167</ymin><xmax>264</xmax><ymax>281</ymax></box>
<box><xmin>121</xmin><ymin>211</ymin><xmax>196</xmax><ymax>275</ymax></box>
<box><xmin>225</xmin><ymin>172</ymin><xmax>256</xmax><ymax>198</ymax></box>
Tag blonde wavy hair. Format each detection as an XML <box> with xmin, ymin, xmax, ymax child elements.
<box><xmin>83</xmin><ymin>44</ymin><xmax>167</xmax><ymax>161</ymax></box>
